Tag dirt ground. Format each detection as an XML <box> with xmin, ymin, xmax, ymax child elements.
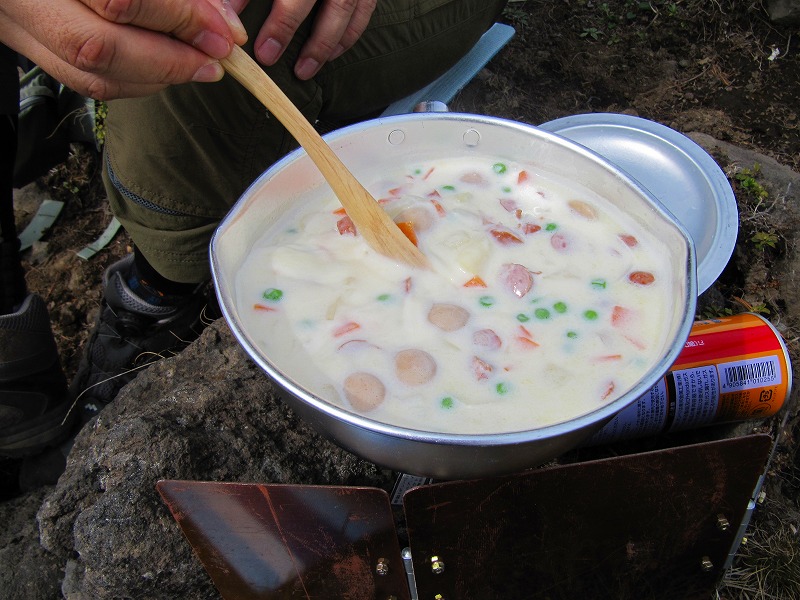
<box><xmin>6</xmin><ymin>0</ymin><xmax>800</xmax><ymax>597</ymax></box>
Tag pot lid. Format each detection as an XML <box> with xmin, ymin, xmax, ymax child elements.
<box><xmin>538</xmin><ymin>113</ymin><xmax>738</xmax><ymax>294</ymax></box>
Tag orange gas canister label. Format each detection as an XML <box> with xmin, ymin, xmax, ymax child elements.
<box><xmin>586</xmin><ymin>313</ymin><xmax>792</xmax><ymax>447</ymax></box>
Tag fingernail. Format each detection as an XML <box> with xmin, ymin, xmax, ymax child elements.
<box><xmin>294</xmin><ymin>57</ymin><xmax>319</xmax><ymax>80</ymax></box>
<box><xmin>221</xmin><ymin>0</ymin><xmax>248</xmax><ymax>42</ymax></box>
<box><xmin>257</xmin><ymin>38</ymin><xmax>283</xmax><ymax>65</ymax></box>
<box><xmin>193</xmin><ymin>31</ymin><xmax>231</xmax><ymax>59</ymax></box>
<box><xmin>192</xmin><ymin>62</ymin><xmax>224</xmax><ymax>83</ymax></box>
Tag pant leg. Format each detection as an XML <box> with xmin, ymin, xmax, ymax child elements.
<box><xmin>1</xmin><ymin>44</ymin><xmax>26</xmax><ymax>313</ymax></box>
<box><xmin>317</xmin><ymin>0</ymin><xmax>507</xmax><ymax>122</ymax></box>
<box><xmin>103</xmin><ymin>0</ymin><xmax>508</xmax><ymax>283</ymax></box>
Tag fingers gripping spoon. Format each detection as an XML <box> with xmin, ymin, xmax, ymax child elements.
<box><xmin>221</xmin><ymin>46</ymin><xmax>430</xmax><ymax>269</ymax></box>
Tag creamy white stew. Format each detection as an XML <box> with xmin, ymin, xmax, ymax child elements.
<box><xmin>235</xmin><ymin>157</ymin><xmax>675</xmax><ymax>434</ymax></box>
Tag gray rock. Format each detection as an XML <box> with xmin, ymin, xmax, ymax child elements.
<box><xmin>33</xmin><ymin>321</ymin><xmax>394</xmax><ymax>599</ymax></box>
<box><xmin>689</xmin><ymin>132</ymin><xmax>800</xmax><ymax>329</ymax></box>
<box><xmin>0</xmin><ymin>487</ymin><xmax>64</xmax><ymax>599</ymax></box>
<box><xmin>767</xmin><ymin>0</ymin><xmax>800</xmax><ymax>24</ymax></box>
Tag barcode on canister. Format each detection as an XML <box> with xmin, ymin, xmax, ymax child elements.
<box><xmin>720</xmin><ymin>356</ymin><xmax>781</xmax><ymax>392</ymax></box>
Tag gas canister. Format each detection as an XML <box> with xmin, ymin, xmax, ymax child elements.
<box><xmin>587</xmin><ymin>313</ymin><xmax>792</xmax><ymax>446</ymax></box>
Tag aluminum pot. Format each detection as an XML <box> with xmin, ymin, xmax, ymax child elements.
<box><xmin>210</xmin><ymin>112</ymin><xmax>698</xmax><ymax>480</ymax></box>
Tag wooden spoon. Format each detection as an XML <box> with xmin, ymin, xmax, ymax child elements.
<box><xmin>221</xmin><ymin>46</ymin><xmax>429</xmax><ymax>269</ymax></box>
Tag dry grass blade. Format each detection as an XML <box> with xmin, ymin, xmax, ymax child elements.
<box><xmin>717</xmin><ymin>499</ymin><xmax>800</xmax><ymax>600</ymax></box>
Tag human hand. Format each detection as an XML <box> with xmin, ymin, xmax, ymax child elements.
<box><xmin>241</xmin><ymin>0</ymin><xmax>377</xmax><ymax>80</ymax></box>
<box><xmin>0</xmin><ymin>0</ymin><xmax>248</xmax><ymax>99</ymax></box>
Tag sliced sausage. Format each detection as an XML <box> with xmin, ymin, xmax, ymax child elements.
<box><xmin>471</xmin><ymin>356</ymin><xmax>494</xmax><ymax>381</ymax></box>
<box><xmin>343</xmin><ymin>372</ymin><xmax>386</xmax><ymax>412</ymax></box>
<box><xmin>395</xmin><ymin>349</ymin><xmax>437</xmax><ymax>386</ymax></box>
<box><xmin>500</xmin><ymin>263</ymin><xmax>534</xmax><ymax>298</ymax></box>
<box><xmin>473</xmin><ymin>328</ymin><xmax>502</xmax><ymax>350</ymax></box>
<box><xmin>428</xmin><ymin>303</ymin><xmax>470</xmax><ymax>331</ymax></box>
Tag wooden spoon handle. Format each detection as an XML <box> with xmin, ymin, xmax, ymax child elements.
<box><xmin>221</xmin><ymin>46</ymin><xmax>429</xmax><ymax>269</ymax></box>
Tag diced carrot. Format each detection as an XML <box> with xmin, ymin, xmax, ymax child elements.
<box><xmin>611</xmin><ymin>305</ymin><xmax>632</xmax><ymax>327</ymax></box>
<box><xmin>516</xmin><ymin>336</ymin><xmax>540</xmax><ymax>349</ymax></box>
<box><xmin>594</xmin><ymin>354</ymin><xmax>623</xmax><ymax>363</ymax></box>
<box><xmin>337</xmin><ymin>216</ymin><xmax>357</xmax><ymax>236</ymax></box>
<box><xmin>463</xmin><ymin>275</ymin><xmax>487</xmax><ymax>288</ymax></box>
<box><xmin>490</xmin><ymin>227</ymin><xmax>524</xmax><ymax>245</ymax></box>
<box><xmin>429</xmin><ymin>197</ymin><xmax>446</xmax><ymax>216</ymax></box>
<box><xmin>396</xmin><ymin>221</ymin><xmax>418</xmax><ymax>246</ymax></box>
<box><xmin>253</xmin><ymin>303</ymin><xmax>277</xmax><ymax>312</ymax></box>
<box><xmin>629</xmin><ymin>271</ymin><xmax>655</xmax><ymax>285</ymax></box>
<box><xmin>601</xmin><ymin>381</ymin><xmax>616</xmax><ymax>401</ymax></box>
<box><xmin>619</xmin><ymin>234</ymin><xmax>638</xmax><ymax>247</ymax></box>
<box><xmin>515</xmin><ymin>324</ymin><xmax>540</xmax><ymax>349</ymax></box>
<box><xmin>422</xmin><ymin>167</ymin><xmax>435</xmax><ymax>180</ymax></box>
<box><xmin>332</xmin><ymin>207</ymin><xmax>347</xmax><ymax>216</ymax></box>
<box><xmin>404</xmin><ymin>277</ymin><xmax>413</xmax><ymax>293</ymax></box>
<box><xmin>612</xmin><ymin>306</ymin><xmax>647</xmax><ymax>349</ymax></box>
<box><xmin>333</xmin><ymin>321</ymin><xmax>360</xmax><ymax>337</ymax></box>
<box><xmin>517</xmin><ymin>170</ymin><xmax>530</xmax><ymax>184</ymax></box>
<box><xmin>388</xmin><ymin>187</ymin><xmax>403</xmax><ymax>196</ymax></box>
<box><xmin>522</xmin><ymin>222</ymin><xmax>542</xmax><ymax>235</ymax></box>
<box><xmin>624</xmin><ymin>334</ymin><xmax>647</xmax><ymax>350</ymax></box>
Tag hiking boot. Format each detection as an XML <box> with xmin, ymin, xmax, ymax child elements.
<box><xmin>0</xmin><ymin>293</ymin><xmax>74</xmax><ymax>457</ymax></box>
<box><xmin>69</xmin><ymin>255</ymin><xmax>219</xmax><ymax>421</ymax></box>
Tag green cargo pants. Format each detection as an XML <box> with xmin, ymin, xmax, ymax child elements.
<box><xmin>103</xmin><ymin>0</ymin><xmax>508</xmax><ymax>283</ymax></box>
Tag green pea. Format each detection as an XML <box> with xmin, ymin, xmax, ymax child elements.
<box><xmin>534</xmin><ymin>308</ymin><xmax>551</xmax><ymax>320</ymax></box>
<box><xmin>262</xmin><ymin>288</ymin><xmax>283</xmax><ymax>302</ymax></box>
<box><xmin>583</xmin><ymin>309</ymin><xmax>599</xmax><ymax>321</ymax></box>
<box><xmin>567</xmin><ymin>331</ymin><xmax>578</xmax><ymax>339</ymax></box>
<box><xmin>502</xmin><ymin>186</ymin><xmax>512</xmax><ymax>193</ymax></box>
<box><xmin>441</xmin><ymin>397</ymin><xmax>455</xmax><ymax>409</ymax></box>
<box><xmin>496</xmin><ymin>382</ymin><xmax>510</xmax><ymax>395</ymax></box>
<box><xmin>479</xmin><ymin>296</ymin><xmax>496</xmax><ymax>307</ymax></box>
<box><xmin>442</xmin><ymin>184</ymin><xmax>456</xmax><ymax>191</ymax></box>
<box><xmin>493</xmin><ymin>162</ymin><xmax>507</xmax><ymax>174</ymax></box>
<box><xmin>553</xmin><ymin>301</ymin><xmax>568</xmax><ymax>313</ymax></box>
<box><xmin>591</xmin><ymin>278</ymin><xmax>607</xmax><ymax>290</ymax></box>
<box><xmin>517</xmin><ymin>313</ymin><xmax>530</xmax><ymax>322</ymax></box>
<box><xmin>545</xmin><ymin>223</ymin><xmax>558</xmax><ymax>231</ymax></box>
<box><xmin>377</xmin><ymin>293</ymin><xmax>391</xmax><ymax>302</ymax></box>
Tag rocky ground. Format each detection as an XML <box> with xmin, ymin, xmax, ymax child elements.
<box><xmin>2</xmin><ymin>1</ymin><xmax>800</xmax><ymax>598</ymax></box>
